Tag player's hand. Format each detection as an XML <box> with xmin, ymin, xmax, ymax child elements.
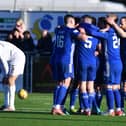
<box><xmin>8</xmin><ymin>76</ymin><xmax>17</xmax><ymax>86</ymax></box>
<box><xmin>2</xmin><ymin>76</ymin><xmax>17</xmax><ymax>85</ymax></box>
<box><xmin>94</xmin><ymin>51</ymin><xmax>99</xmax><ymax>56</ymax></box>
<box><xmin>106</xmin><ymin>17</ymin><xmax>115</xmax><ymax>25</ymax></box>
<box><xmin>2</xmin><ymin>77</ymin><xmax>9</xmax><ymax>85</ymax></box>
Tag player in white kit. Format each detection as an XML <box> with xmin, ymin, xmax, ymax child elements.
<box><xmin>0</xmin><ymin>41</ymin><xmax>26</xmax><ymax>111</ymax></box>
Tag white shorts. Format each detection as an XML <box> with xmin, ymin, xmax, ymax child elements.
<box><xmin>8</xmin><ymin>52</ymin><xmax>26</xmax><ymax>76</ymax></box>
<box><xmin>0</xmin><ymin>51</ymin><xmax>26</xmax><ymax>77</ymax></box>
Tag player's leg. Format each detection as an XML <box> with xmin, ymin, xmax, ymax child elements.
<box><xmin>120</xmin><ymin>81</ymin><xmax>126</xmax><ymax>113</ymax></box>
<box><xmin>55</xmin><ymin>77</ymin><xmax>71</xmax><ymax>107</ymax></box>
<box><xmin>103</xmin><ymin>62</ymin><xmax>115</xmax><ymax>116</ymax></box>
<box><xmin>50</xmin><ymin>62</ymin><xmax>60</xmax><ymax>108</ymax></box>
<box><xmin>0</xmin><ymin>60</ymin><xmax>9</xmax><ymax>109</ymax></box>
<box><xmin>95</xmin><ymin>86</ymin><xmax>103</xmax><ymax>109</ymax></box>
<box><xmin>80</xmin><ymin>81</ymin><xmax>90</xmax><ymax>115</ymax></box>
<box><xmin>87</xmin><ymin>81</ymin><xmax>95</xmax><ymax>110</ymax></box>
<box><xmin>51</xmin><ymin>63</ymin><xmax>65</xmax><ymax>115</ymax></box>
<box><xmin>70</xmin><ymin>80</ymin><xmax>79</xmax><ymax>113</ymax></box>
<box><xmin>78</xmin><ymin>90</ymin><xmax>85</xmax><ymax>113</ymax></box>
<box><xmin>3</xmin><ymin>83</ymin><xmax>9</xmax><ymax>109</ymax></box>
<box><xmin>3</xmin><ymin>75</ymin><xmax>17</xmax><ymax>111</ymax></box>
<box><xmin>87</xmin><ymin>64</ymin><xmax>97</xmax><ymax>114</ymax></box>
<box><xmin>94</xmin><ymin>57</ymin><xmax>104</xmax><ymax>111</ymax></box>
<box><xmin>78</xmin><ymin>64</ymin><xmax>90</xmax><ymax>115</ymax></box>
<box><xmin>113</xmin><ymin>85</ymin><xmax>123</xmax><ymax>116</ymax></box>
<box><xmin>70</xmin><ymin>53</ymin><xmax>79</xmax><ymax>113</ymax></box>
<box><xmin>120</xmin><ymin>64</ymin><xmax>126</xmax><ymax>112</ymax></box>
<box><xmin>105</xmin><ymin>85</ymin><xmax>115</xmax><ymax>116</ymax></box>
<box><xmin>112</xmin><ymin>63</ymin><xmax>124</xmax><ymax>116</ymax></box>
<box><xmin>53</xmin><ymin>77</ymin><xmax>71</xmax><ymax>115</ymax></box>
<box><xmin>52</xmin><ymin>63</ymin><xmax>73</xmax><ymax>115</ymax></box>
<box><xmin>4</xmin><ymin>54</ymin><xmax>25</xmax><ymax>111</ymax></box>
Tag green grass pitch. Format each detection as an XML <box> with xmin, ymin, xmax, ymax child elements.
<box><xmin>0</xmin><ymin>92</ymin><xmax>126</xmax><ymax>126</ymax></box>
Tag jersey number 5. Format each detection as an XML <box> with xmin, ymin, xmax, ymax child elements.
<box><xmin>84</xmin><ymin>38</ymin><xmax>92</xmax><ymax>48</ymax></box>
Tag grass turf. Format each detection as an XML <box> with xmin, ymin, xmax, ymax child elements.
<box><xmin>0</xmin><ymin>93</ymin><xmax>126</xmax><ymax>126</ymax></box>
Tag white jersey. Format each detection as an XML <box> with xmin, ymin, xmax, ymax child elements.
<box><xmin>0</xmin><ymin>41</ymin><xmax>26</xmax><ymax>77</ymax></box>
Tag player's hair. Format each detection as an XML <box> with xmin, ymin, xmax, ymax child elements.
<box><xmin>106</xmin><ymin>13</ymin><xmax>118</xmax><ymax>23</ymax></box>
<box><xmin>75</xmin><ymin>17</ymin><xmax>81</xmax><ymax>25</ymax></box>
<box><xmin>92</xmin><ymin>16</ymin><xmax>97</xmax><ymax>25</ymax></box>
<box><xmin>81</xmin><ymin>15</ymin><xmax>96</xmax><ymax>25</ymax></box>
<box><xmin>81</xmin><ymin>15</ymin><xmax>92</xmax><ymax>19</ymax></box>
<box><xmin>120</xmin><ymin>16</ymin><xmax>126</xmax><ymax>19</ymax></box>
<box><xmin>97</xmin><ymin>17</ymin><xmax>107</xmax><ymax>29</ymax></box>
<box><xmin>64</xmin><ymin>14</ymin><xmax>75</xmax><ymax>25</ymax></box>
<box><xmin>120</xmin><ymin>16</ymin><xmax>126</xmax><ymax>21</ymax></box>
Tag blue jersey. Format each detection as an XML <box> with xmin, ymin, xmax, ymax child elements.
<box><xmin>50</xmin><ymin>26</ymin><xmax>80</xmax><ymax>80</ymax></box>
<box><xmin>76</xmin><ymin>36</ymin><xmax>99</xmax><ymax>81</ymax></box>
<box><xmin>81</xmin><ymin>23</ymin><xmax>121</xmax><ymax>62</ymax></box>
<box><xmin>81</xmin><ymin>23</ymin><xmax>122</xmax><ymax>84</ymax></box>
<box><xmin>51</xmin><ymin>26</ymin><xmax>79</xmax><ymax>64</ymax></box>
<box><xmin>77</xmin><ymin>36</ymin><xmax>99</xmax><ymax>64</ymax></box>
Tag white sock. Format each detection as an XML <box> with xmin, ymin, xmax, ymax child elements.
<box><xmin>9</xmin><ymin>85</ymin><xmax>16</xmax><ymax>109</ymax></box>
<box><xmin>3</xmin><ymin>85</ymin><xmax>9</xmax><ymax>107</ymax></box>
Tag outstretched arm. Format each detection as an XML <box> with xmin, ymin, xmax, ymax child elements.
<box><xmin>106</xmin><ymin>17</ymin><xmax>126</xmax><ymax>38</ymax></box>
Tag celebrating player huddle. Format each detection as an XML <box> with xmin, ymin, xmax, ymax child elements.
<box><xmin>51</xmin><ymin>14</ymin><xmax>126</xmax><ymax>116</ymax></box>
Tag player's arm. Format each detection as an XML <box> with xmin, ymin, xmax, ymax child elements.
<box><xmin>78</xmin><ymin>27</ymin><xmax>88</xmax><ymax>41</ymax></box>
<box><xmin>2</xmin><ymin>75</ymin><xmax>17</xmax><ymax>86</ymax></box>
<box><xmin>80</xmin><ymin>23</ymin><xmax>108</xmax><ymax>39</ymax></box>
<box><xmin>91</xmin><ymin>30</ymin><xmax>108</xmax><ymax>39</ymax></box>
<box><xmin>72</xmin><ymin>28</ymin><xmax>87</xmax><ymax>41</ymax></box>
<box><xmin>106</xmin><ymin>17</ymin><xmax>126</xmax><ymax>38</ymax></box>
<box><xmin>94</xmin><ymin>42</ymin><xmax>102</xmax><ymax>56</ymax></box>
<box><xmin>112</xmin><ymin>23</ymin><xmax>126</xmax><ymax>38</ymax></box>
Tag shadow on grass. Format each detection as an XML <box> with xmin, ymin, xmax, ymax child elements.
<box><xmin>0</xmin><ymin>110</ymin><xmax>51</xmax><ymax>115</ymax></box>
<box><xmin>0</xmin><ymin>110</ymin><xmax>125</xmax><ymax>124</ymax></box>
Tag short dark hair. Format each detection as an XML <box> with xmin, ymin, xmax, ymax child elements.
<box><xmin>97</xmin><ymin>17</ymin><xmax>107</xmax><ymax>29</ymax></box>
<box><xmin>64</xmin><ymin>14</ymin><xmax>75</xmax><ymax>25</ymax></box>
<box><xmin>106</xmin><ymin>13</ymin><xmax>118</xmax><ymax>23</ymax></box>
<box><xmin>75</xmin><ymin>17</ymin><xmax>81</xmax><ymax>25</ymax></box>
<box><xmin>120</xmin><ymin>16</ymin><xmax>126</xmax><ymax>25</ymax></box>
<box><xmin>81</xmin><ymin>15</ymin><xmax>96</xmax><ymax>25</ymax></box>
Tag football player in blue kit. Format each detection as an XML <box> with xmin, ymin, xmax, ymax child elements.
<box><xmin>76</xmin><ymin>15</ymin><xmax>101</xmax><ymax>116</ymax></box>
<box><xmin>83</xmin><ymin>14</ymin><xmax>123</xmax><ymax>116</ymax></box>
<box><xmin>106</xmin><ymin>16</ymin><xmax>126</xmax><ymax>115</ymax></box>
<box><xmin>50</xmin><ymin>14</ymin><xmax>86</xmax><ymax>115</ymax></box>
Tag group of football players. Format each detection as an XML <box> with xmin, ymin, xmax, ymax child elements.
<box><xmin>50</xmin><ymin>13</ymin><xmax>126</xmax><ymax>116</ymax></box>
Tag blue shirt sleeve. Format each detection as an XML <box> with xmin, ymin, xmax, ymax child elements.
<box><xmin>90</xmin><ymin>30</ymin><xmax>108</xmax><ymax>39</ymax></box>
<box><xmin>79</xmin><ymin>23</ymin><xmax>108</xmax><ymax>39</ymax></box>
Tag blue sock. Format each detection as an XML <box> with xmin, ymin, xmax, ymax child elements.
<box><xmin>56</xmin><ymin>85</ymin><xmax>68</xmax><ymax>105</ymax></box>
<box><xmin>113</xmin><ymin>89</ymin><xmax>121</xmax><ymax>108</ymax></box>
<box><xmin>88</xmin><ymin>92</ymin><xmax>95</xmax><ymax>109</ymax></box>
<box><xmin>53</xmin><ymin>85</ymin><xmax>60</xmax><ymax>106</ymax></box>
<box><xmin>106</xmin><ymin>88</ymin><xmax>114</xmax><ymax>110</ymax></box>
<box><xmin>120</xmin><ymin>90</ymin><xmax>124</xmax><ymax>109</ymax></box>
<box><xmin>61</xmin><ymin>89</ymin><xmax>69</xmax><ymax>106</ymax></box>
<box><xmin>96</xmin><ymin>91</ymin><xmax>103</xmax><ymax>108</ymax></box>
<box><xmin>81</xmin><ymin>92</ymin><xmax>89</xmax><ymax>109</ymax></box>
<box><xmin>70</xmin><ymin>88</ymin><xmax>79</xmax><ymax>107</ymax></box>
<box><xmin>79</xmin><ymin>92</ymin><xmax>84</xmax><ymax>110</ymax></box>
<box><xmin>92</xmin><ymin>93</ymin><xmax>100</xmax><ymax>113</ymax></box>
